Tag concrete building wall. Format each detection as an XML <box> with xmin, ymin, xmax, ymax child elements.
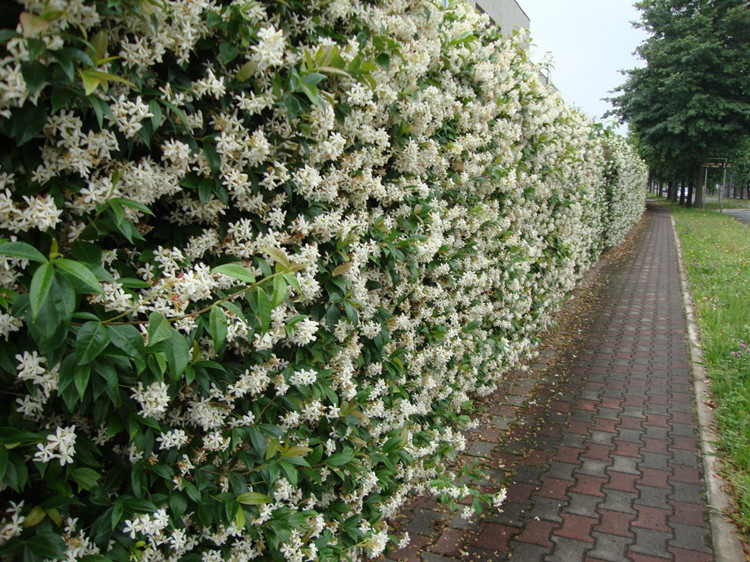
<box><xmin>465</xmin><ymin>0</ymin><xmax>530</xmax><ymax>37</ymax></box>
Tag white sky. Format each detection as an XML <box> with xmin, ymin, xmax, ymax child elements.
<box><xmin>519</xmin><ymin>0</ymin><xmax>649</xmax><ymax>126</ymax></box>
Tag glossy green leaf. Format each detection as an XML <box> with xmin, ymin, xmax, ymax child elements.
<box><xmin>270</xmin><ymin>274</ymin><xmax>287</xmax><ymax>309</ymax></box>
<box><xmin>55</xmin><ymin>259</ymin><xmax>103</xmax><ymax>294</ymax></box>
<box><xmin>147</xmin><ymin>312</ymin><xmax>173</xmax><ymax>346</ymax></box>
<box><xmin>25</xmin><ymin>532</ymin><xmax>66</xmax><ymax>558</ymax></box>
<box><xmin>108</xmin><ymin>324</ymin><xmax>146</xmax><ymax>361</ymax></box>
<box><xmin>70</xmin><ymin>467</ymin><xmax>100</xmax><ymax>491</ymax></box>
<box><xmin>0</xmin><ymin>241</ymin><xmax>47</xmax><ymax>263</ymax></box>
<box><xmin>212</xmin><ymin>263</ymin><xmax>255</xmax><ymax>284</ymax></box>
<box><xmin>30</xmin><ymin>263</ymin><xmax>55</xmax><ymax>320</ymax></box>
<box><xmin>236</xmin><ymin>492</ymin><xmax>271</xmax><ymax>506</ymax></box>
<box><xmin>209</xmin><ymin>306</ymin><xmax>227</xmax><ymax>350</ymax></box>
<box><xmin>50</xmin><ymin>272</ymin><xmax>76</xmax><ymax>323</ymax></box>
<box><xmin>164</xmin><ymin>331</ymin><xmax>189</xmax><ymax>380</ymax></box>
<box><xmin>73</xmin><ymin>363</ymin><xmax>91</xmax><ymax>399</ymax></box>
<box><xmin>76</xmin><ymin>322</ymin><xmax>110</xmax><ymax>364</ymax></box>
<box><xmin>257</xmin><ymin>287</ymin><xmax>271</xmax><ymax>332</ymax></box>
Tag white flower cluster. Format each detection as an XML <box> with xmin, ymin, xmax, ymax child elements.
<box><xmin>0</xmin><ymin>0</ymin><xmax>647</xmax><ymax>559</ymax></box>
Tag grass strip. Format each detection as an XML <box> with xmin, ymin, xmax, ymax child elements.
<box><xmin>672</xmin><ymin>203</ymin><xmax>750</xmax><ymax>541</ymax></box>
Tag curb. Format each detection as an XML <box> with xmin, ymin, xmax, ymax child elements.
<box><xmin>670</xmin><ymin>214</ymin><xmax>747</xmax><ymax>561</ymax></box>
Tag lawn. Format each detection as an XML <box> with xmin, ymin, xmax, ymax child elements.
<box><xmin>672</xmin><ymin>204</ymin><xmax>750</xmax><ymax>539</ymax></box>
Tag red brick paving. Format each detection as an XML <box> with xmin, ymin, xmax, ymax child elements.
<box><xmin>383</xmin><ymin>205</ymin><xmax>716</xmax><ymax>560</ymax></box>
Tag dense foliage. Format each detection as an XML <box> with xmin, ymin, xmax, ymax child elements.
<box><xmin>0</xmin><ymin>0</ymin><xmax>646</xmax><ymax>560</ymax></box>
<box><xmin>609</xmin><ymin>0</ymin><xmax>750</xmax><ymax>205</ymax></box>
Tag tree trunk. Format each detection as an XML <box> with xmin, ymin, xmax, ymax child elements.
<box><xmin>678</xmin><ymin>180</ymin><xmax>686</xmax><ymax>205</ymax></box>
<box><xmin>686</xmin><ymin>182</ymin><xmax>694</xmax><ymax>208</ymax></box>
<box><xmin>694</xmin><ymin>165</ymin><xmax>704</xmax><ymax>208</ymax></box>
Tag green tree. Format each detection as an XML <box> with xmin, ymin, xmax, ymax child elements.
<box><xmin>610</xmin><ymin>0</ymin><xmax>750</xmax><ymax>206</ymax></box>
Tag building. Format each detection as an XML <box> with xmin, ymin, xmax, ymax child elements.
<box><xmin>465</xmin><ymin>0</ymin><xmax>530</xmax><ymax>37</ymax></box>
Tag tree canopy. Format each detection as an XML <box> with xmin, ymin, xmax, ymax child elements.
<box><xmin>610</xmin><ymin>0</ymin><xmax>750</xmax><ymax>203</ymax></box>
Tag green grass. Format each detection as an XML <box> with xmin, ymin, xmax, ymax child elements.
<box><xmin>672</xmin><ymin>203</ymin><xmax>750</xmax><ymax>539</ymax></box>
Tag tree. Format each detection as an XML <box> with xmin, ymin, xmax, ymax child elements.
<box><xmin>610</xmin><ymin>0</ymin><xmax>750</xmax><ymax>207</ymax></box>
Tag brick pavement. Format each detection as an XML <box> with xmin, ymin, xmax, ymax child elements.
<box><xmin>385</xmin><ymin>204</ymin><xmax>718</xmax><ymax>561</ymax></box>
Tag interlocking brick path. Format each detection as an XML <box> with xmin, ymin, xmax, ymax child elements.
<box><xmin>385</xmin><ymin>204</ymin><xmax>718</xmax><ymax>561</ymax></box>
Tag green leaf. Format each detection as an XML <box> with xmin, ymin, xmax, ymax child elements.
<box><xmin>21</xmin><ymin>61</ymin><xmax>48</xmax><ymax>96</ymax></box>
<box><xmin>70</xmin><ymin>467</ymin><xmax>99</xmax><ymax>491</ymax></box>
<box><xmin>203</xmin><ymin>143</ymin><xmax>221</xmax><ymax>173</ymax></box>
<box><xmin>212</xmin><ymin>263</ymin><xmax>255</xmax><ymax>283</ymax></box>
<box><xmin>270</xmin><ymin>274</ymin><xmax>287</xmax><ymax>308</ymax></box>
<box><xmin>375</xmin><ymin>52</ymin><xmax>391</xmax><ymax>71</ymax></box>
<box><xmin>22</xmin><ymin>505</ymin><xmax>46</xmax><ymax>528</ymax></box>
<box><xmin>325</xmin><ymin>447</ymin><xmax>354</xmax><ymax>467</ymax></box>
<box><xmin>2</xmin><ymin>102</ymin><xmax>47</xmax><ymax>146</ymax></box>
<box><xmin>236</xmin><ymin>492</ymin><xmax>271</xmax><ymax>506</ymax></box>
<box><xmin>164</xmin><ymin>331</ymin><xmax>189</xmax><ymax>380</ymax></box>
<box><xmin>208</xmin><ymin>306</ymin><xmax>227</xmax><ymax>351</ymax></box>
<box><xmin>50</xmin><ymin>272</ymin><xmax>76</xmax><ymax>323</ymax></box>
<box><xmin>0</xmin><ymin>445</ymin><xmax>7</xmax><ymax>481</ymax></box>
<box><xmin>25</xmin><ymin>532</ymin><xmax>66</xmax><ymax>559</ymax></box>
<box><xmin>79</xmin><ymin>69</ymin><xmax>135</xmax><ymax>95</ymax></box>
<box><xmin>76</xmin><ymin>322</ymin><xmax>110</xmax><ymax>364</ymax></box>
<box><xmin>219</xmin><ymin>42</ymin><xmax>239</xmax><ymax>65</ymax></box>
<box><xmin>108</xmin><ymin>324</ymin><xmax>146</xmax><ymax>361</ymax></box>
<box><xmin>0</xmin><ymin>241</ymin><xmax>47</xmax><ymax>263</ymax></box>
<box><xmin>257</xmin><ymin>287</ymin><xmax>271</xmax><ymax>332</ymax></box>
<box><xmin>73</xmin><ymin>363</ymin><xmax>91</xmax><ymax>399</ymax></box>
<box><xmin>263</xmin><ymin>247</ymin><xmax>290</xmax><ymax>269</ymax></box>
<box><xmin>147</xmin><ymin>312</ymin><xmax>173</xmax><ymax>346</ymax></box>
<box><xmin>108</xmin><ymin>197</ymin><xmax>155</xmax><ymax>217</ymax></box>
<box><xmin>30</xmin><ymin>263</ymin><xmax>55</xmax><ymax>321</ymax></box>
<box><xmin>235</xmin><ymin>505</ymin><xmax>246</xmax><ymax>529</ymax></box>
<box><xmin>55</xmin><ymin>259</ymin><xmax>103</xmax><ymax>294</ymax></box>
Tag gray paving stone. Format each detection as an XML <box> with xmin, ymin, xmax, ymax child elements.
<box><xmin>565</xmin><ymin>492</ymin><xmax>602</xmax><ymax>517</ymax></box>
<box><xmin>641</xmin><ymin>451</ymin><xmax>670</xmax><ymax>471</ymax></box>
<box><xmin>616</xmin><ymin>428</ymin><xmax>643</xmax><ymax>443</ymax></box>
<box><xmin>600</xmin><ymin>490</ymin><xmax>637</xmax><ymax>514</ymax></box>
<box><xmin>610</xmin><ymin>455</ymin><xmax>640</xmax><ymax>475</ymax></box>
<box><xmin>421</xmin><ymin>553</ymin><xmax>461</xmax><ymax>562</ymax></box>
<box><xmin>579</xmin><ymin>458</ymin><xmax>609</xmax><ymax>479</ymax></box>
<box><xmin>630</xmin><ymin>527</ymin><xmax>673</xmax><ymax>558</ymax></box>
<box><xmin>669</xmin><ymin>481</ymin><xmax>706</xmax><ymax>505</ymax></box>
<box><xmin>644</xmin><ymin>426</ymin><xmax>670</xmax><ymax>440</ymax></box>
<box><xmin>634</xmin><ymin>485</ymin><xmax>671</xmax><ymax>508</ymax></box>
<box><xmin>669</xmin><ymin>521</ymin><xmax>712</xmax><ymax>553</ymax></box>
<box><xmin>588</xmin><ymin>532</ymin><xmax>633</xmax><ymax>561</ymax></box>
<box><xmin>507</xmin><ymin>542</ymin><xmax>549</xmax><ymax>561</ymax></box>
<box><xmin>547</xmin><ymin>536</ymin><xmax>593</xmax><ymax>561</ymax></box>
<box><xmin>545</xmin><ymin>461</ymin><xmax>577</xmax><ymax>482</ymax></box>
<box><xmin>527</xmin><ymin>497</ymin><xmax>564</xmax><ymax>523</ymax></box>
<box><xmin>588</xmin><ymin>430</ymin><xmax>615</xmax><ymax>446</ymax></box>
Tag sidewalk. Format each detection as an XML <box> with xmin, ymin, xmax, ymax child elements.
<box><xmin>385</xmin><ymin>204</ymin><xmax>728</xmax><ymax>561</ymax></box>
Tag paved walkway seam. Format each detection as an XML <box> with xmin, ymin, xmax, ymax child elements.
<box><xmin>670</xmin><ymin>214</ymin><xmax>746</xmax><ymax>562</ymax></box>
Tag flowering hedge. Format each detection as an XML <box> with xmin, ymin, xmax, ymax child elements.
<box><xmin>0</xmin><ymin>0</ymin><xmax>646</xmax><ymax>560</ymax></box>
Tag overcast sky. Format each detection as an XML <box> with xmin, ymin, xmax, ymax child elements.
<box><xmin>519</xmin><ymin>0</ymin><xmax>650</xmax><ymax>126</ymax></box>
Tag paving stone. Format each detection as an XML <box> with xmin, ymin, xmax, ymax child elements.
<box><xmin>668</xmin><ymin>482</ymin><xmax>706</xmax><ymax>505</ymax></box>
<box><xmin>407</xmin><ymin>509</ymin><xmax>449</xmax><ymax>535</ymax></box>
<box><xmin>578</xmin><ymin>458</ymin><xmax>609</xmax><ymax>479</ymax></box>
<box><xmin>506</xmin><ymin>541</ymin><xmax>550</xmax><ymax>561</ymax></box>
<box><xmin>630</xmin><ymin>527</ymin><xmax>673</xmax><ymax>558</ymax></box>
<box><xmin>389</xmin><ymin>207</ymin><xmax>717</xmax><ymax>561</ymax></box>
<box><xmin>566</xmin><ymin>492</ymin><xmax>603</xmax><ymax>517</ymax></box>
<box><xmin>527</xmin><ymin>497</ymin><xmax>564</xmax><ymax>523</ymax></box>
<box><xmin>669</xmin><ymin>521</ymin><xmax>713</xmax><ymax>553</ymax></box>
<box><xmin>587</xmin><ymin>532</ymin><xmax>633</xmax><ymax>561</ymax></box>
<box><xmin>548</xmin><ymin>536</ymin><xmax>594</xmax><ymax>561</ymax></box>
<box><xmin>600</xmin><ymin>490</ymin><xmax>637</xmax><ymax>514</ymax></box>
<box><xmin>545</xmin><ymin>461</ymin><xmax>577</xmax><ymax>482</ymax></box>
